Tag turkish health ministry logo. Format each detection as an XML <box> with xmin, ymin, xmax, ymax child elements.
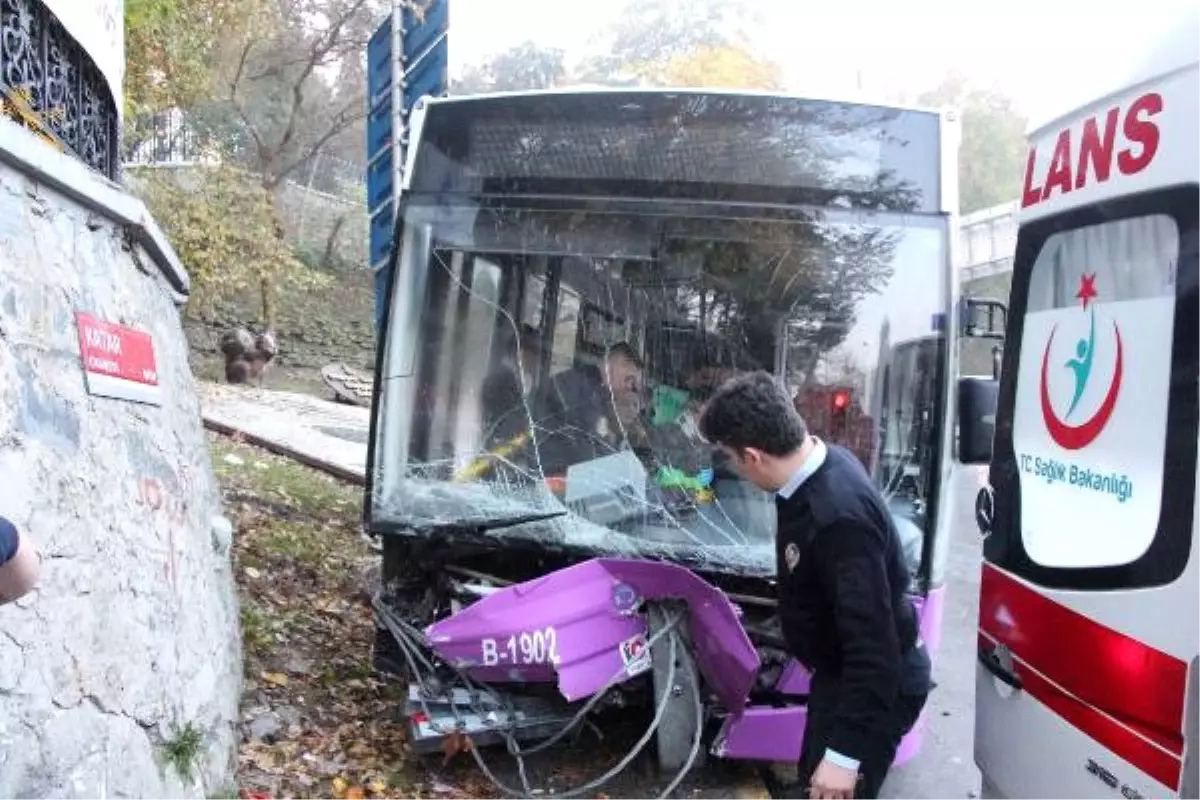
<box><xmin>1039</xmin><ymin>273</ymin><xmax>1124</xmax><ymax>451</ymax></box>
<box><xmin>1020</xmin><ymin>273</ymin><xmax>1133</xmax><ymax>504</ymax></box>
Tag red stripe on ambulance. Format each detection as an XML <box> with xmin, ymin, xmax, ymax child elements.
<box><xmin>1021</xmin><ymin>92</ymin><xmax>1163</xmax><ymax>209</ymax></box>
<box><xmin>979</xmin><ymin>564</ymin><xmax>1187</xmax><ymax>788</ymax></box>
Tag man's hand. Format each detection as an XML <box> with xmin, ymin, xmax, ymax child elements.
<box><xmin>809</xmin><ymin>757</ymin><xmax>858</xmax><ymax>799</ymax></box>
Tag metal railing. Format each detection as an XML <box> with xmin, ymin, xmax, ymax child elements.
<box><xmin>0</xmin><ymin>0</ymin><xmax>120</xmax><ymax>179</ymax></box>
<box><xmin>123</xmin><ymin>109</ymin><xmax>366</xmax><ymax>203</ymax></box>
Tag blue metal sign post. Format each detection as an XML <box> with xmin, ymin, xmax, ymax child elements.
<box><xmin>366</xmin><ymin>0</ymin><xmax>449</xmax><ymax>331</ymax></box>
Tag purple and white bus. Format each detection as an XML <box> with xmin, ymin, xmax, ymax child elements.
<box><xmin>363</xmin><ymin>87</ymin><xmax>995</xmax><ymax>794</ymax></box>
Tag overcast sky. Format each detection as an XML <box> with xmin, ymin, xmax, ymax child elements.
<box><xmin>448</xmin><ymin>0</ymin><xmax>1197</xmax><ymax>127</ymax></box>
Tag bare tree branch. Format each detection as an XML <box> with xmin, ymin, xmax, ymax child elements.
<box><xmin>246</xmin><ymin>44</ymin><xmax>355</xmax><ymax>82</ymax></box>
<box><xmin>265</xmin><ymin>0</ymin><xmax>371</xmax><ymax>181</ymax></box>
<box><xmin>265</xmin><ymin>95</ymin><xmax>368</xmax><ymax>188</ymax></box>
<box><xmin>229</xmin><ymin>39</ymin><xmax>269</xmax><ymax>161</ymax></box>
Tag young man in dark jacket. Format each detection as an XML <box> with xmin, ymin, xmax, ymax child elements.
<box><xmin>699</xmin><ymin>372</ymin><xmax>930</xmax><ymax>799</ymax></box>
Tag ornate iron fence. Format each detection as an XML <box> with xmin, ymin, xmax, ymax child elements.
<box><xmin>0</xmin><ymin>0</ymin><xmax>119</xmax><ymax>179</ymax></box>
<box><xmin>124</xmin><ymin>110</ymin><xmax>203</xmax><ymax>166</ymax></box>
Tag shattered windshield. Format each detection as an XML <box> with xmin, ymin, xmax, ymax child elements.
<box><xmin>369</xmin><ymin>92</ymin><xmax>949</xmax><ymax>576</ymax></box>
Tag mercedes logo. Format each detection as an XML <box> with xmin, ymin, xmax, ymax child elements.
<box><xmin>975</xmin><ymin>485</ymin><xmax>994</xmax><ymax>537</ymax></box>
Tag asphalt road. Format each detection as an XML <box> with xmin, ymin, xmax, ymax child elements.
<box><xmin>881</xmin><ymin>465</ymin><xmax>986</xmax><ymax>799</ymax></box>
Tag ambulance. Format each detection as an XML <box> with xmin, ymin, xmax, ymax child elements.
<box><xmin>964</xmin><ymin>10</ymin><xmax>1199</xmax><ymax>798</ymax></box>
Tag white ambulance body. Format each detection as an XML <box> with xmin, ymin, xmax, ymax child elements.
<box><xmin>971</xmin><ymin>11</ymin><xmax>1199</xmax><ymax>799</ymax></box>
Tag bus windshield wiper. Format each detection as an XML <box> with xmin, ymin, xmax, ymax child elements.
<box><xmin>476</xmin><ymin>510</ymin><xmax>568</xmax><ymax>532</ymax></box>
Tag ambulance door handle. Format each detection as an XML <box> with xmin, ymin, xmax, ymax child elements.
<box><xmin>978</xmin><ymin>643</ymin><xmax>1023</xmax><ymax>691</ymax></box>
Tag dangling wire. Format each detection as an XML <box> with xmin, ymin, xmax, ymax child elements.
<box><xmin>372</xmin><ymin>596</ymin><xmax>707</xmax><ymax>798</ymax></box>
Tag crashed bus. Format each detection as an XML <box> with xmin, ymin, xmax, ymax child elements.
<box><xmin>364</xmin><ymin>87</ymin><xmax>995</xmax><ymax>792</ymax></box>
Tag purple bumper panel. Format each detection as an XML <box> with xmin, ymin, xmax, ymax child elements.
<box><xmin>417</xmin><ymin>557</ymin><xmax>944</xmax><ymax>765</ymax></box>
<box><xmin>424</xmin><ymin>557</ymin><xmax>759</xmax><ymax>706</ymax></box>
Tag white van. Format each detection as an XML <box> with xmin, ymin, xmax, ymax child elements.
<box><xmin>964</xmin><ymin>12</ymin><xmax>1200</xmax><ymax>799</ymax></box>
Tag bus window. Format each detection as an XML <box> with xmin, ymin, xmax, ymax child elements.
<box><xmin>450</xmin><ymin>256</ymin><xmax>503</xmax><ymax>471</ymax></box>
<box><xmin>383</xmin><ymin>200</ymin><xmax>948</xmax><ymax>569</ymax></box>
<box><xmin>549</xmin><ymin>282</ymin><xmax>580</xmax><ymax>374</ymax></box>
<box><xmin>522</xmin><ymin>270</ymin><xmax>547</xmax><ymax>330</ymax></box>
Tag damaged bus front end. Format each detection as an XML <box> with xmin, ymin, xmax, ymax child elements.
<box><xmin>364</xmin><ymin>88</ymin><xmax>963</xmax><ymax>789</ymax></box>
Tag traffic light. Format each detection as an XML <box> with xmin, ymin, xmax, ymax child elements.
<box><xmin>831</xmin><ymin>388</ymin><xmax>851</xmax><ymax>416</ymax></box>
<box><xmin>830</xmin><ymin>388</ymin><xmax>851</xmax><ymax>437</ymax></box>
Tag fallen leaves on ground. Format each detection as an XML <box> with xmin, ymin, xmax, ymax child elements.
<box><xmin>211</xmin><ymin>432</ymin><xmax>422</xmax><ymax>799</ymax></box>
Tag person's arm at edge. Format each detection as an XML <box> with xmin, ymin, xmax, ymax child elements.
<box><xmin>0</xmin><ymin>518</ymin><xmax>40</xmax><ymax>604</ymax></box>
<box><xmin>823</xmin><ymin>517</ymin><xmax>903</xmax><ymax>767</ymax></box>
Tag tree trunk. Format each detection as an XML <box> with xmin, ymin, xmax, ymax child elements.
<box><xmin>258</xmin><ymin>177</ymin><xmax>289</xmax><ymax>330</ymax></box>
<box><xmin>260</xmin><ymin>275</ymin><xmax>276</xmax><ymax>330</ymax></box>
<box><xmin>322</xmin><ymin>215</ymin><xmax>346</xmax><ymax>269</ymax></box>
<box><xmin>740</xmin><ymin>304</ymin><xmax>781</xmax><ymax>370</ymax></box>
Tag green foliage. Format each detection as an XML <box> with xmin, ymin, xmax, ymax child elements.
<box><xmin>919</xmin><ymin>74</ymin><xmax>1028</xmax><ymax>214</ymax></box>
<box><xmin>134</xmin><ymin>165</ymin><xmax>330</xmax><ymax>325</ymax></box>
<box><xmin>127</xmin><ymin>0</ymin><xmax>381</xmax><ymax>188</ymax></box>
<box><xmin>123</xmin><ymin>0</ymin><xmax>264</xmax><ymax>118</ymax></box>
<box><xmin>239</xmin><ymin>602</ymin><xmax>272</xmax><ymax>652</ymax></box>
<box><xmin>578</xmin><ymin>0</ymin><xmax>762</xmax><ymax>83</ymax></box>
<box><xmin>452</xmin><ymin>0</ymin><xmax>776</xmax><ymax>94</ymax></box>
<box><xmin>215</xmin><ymin>0</ymin><xmax>385</xmax><ymax>188</ymax></box>
<box><xmin>160</xmin><ymin>721</ymin><xmax>204</xmax><ymax>783</ymax></box>
<box><xmin>293</xmin><ymin>242</ymin><xmax>356</xmax><ymax>274</ymax></box>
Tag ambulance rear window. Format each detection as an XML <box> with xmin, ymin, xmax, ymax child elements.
<box><xmin>1015</xmin><ymin>215</ymin><xmax>1178</xmax><ymax>570</ymax></box>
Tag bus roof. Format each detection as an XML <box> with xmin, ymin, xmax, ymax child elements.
<box><xmin>421</xmin><ymin>85</ymin><xmax>951</xmax><ymax>121</ymax></box>
<box><xmin>402</xmin><ymin>88</ymin><xmax>953</xmax><ymax>213</ymax></box>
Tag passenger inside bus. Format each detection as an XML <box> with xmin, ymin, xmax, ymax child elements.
<box><xmin>527</xmin><ymin>341</ymin><xmax>647</xmax><ymax>476</ymax></box>
<box><xmin>473</xmin><ymin>324</ymin><xmax>761</xmax><ymax>537</ymax></box>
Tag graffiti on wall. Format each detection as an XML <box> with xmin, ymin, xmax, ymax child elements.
<box><xmin>135</xmin><ymin>463</ymin><xmax>195</xmax><ymax>587</ymax></box>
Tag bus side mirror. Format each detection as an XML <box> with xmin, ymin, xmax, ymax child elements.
<box><xmin>960</xmin><ymin>296</ymin><xmax>1008</xmax><ymax>379</ymax></box>
<box><xmin>959</xmin><ymin>296</ymin><xmax>1007</xmax><ymax>340</ymax></box>
<box><xmin>958</xmin><ymin>377</ymin><xmax>998</xmax><ymax>465</ymax></box>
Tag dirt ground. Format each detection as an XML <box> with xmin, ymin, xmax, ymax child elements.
<box><xmin>211</xmin><ymin>432</ymin><xmax>413</xmax><ymax>798</ymax></box>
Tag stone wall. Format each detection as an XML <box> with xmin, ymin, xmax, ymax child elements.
<box><xmin>124</xmin><ymin>164</ymin><xmax>369</xmax><ymax>268</ymax></box>
<box><xmin>0</xmin><ymin>131</ymin><xmax>241</xmax><ymax>797</ymax></box>
<box><xmin>275</xmin><ymin>180</ymin><xmax>367</xmax><ymax>268</ymax></box>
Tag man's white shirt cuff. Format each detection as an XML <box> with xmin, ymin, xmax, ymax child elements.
<box><xmin>824</xmin><ymin>748</ymin><xmax>860</xmax><ymax>771</ymax></box>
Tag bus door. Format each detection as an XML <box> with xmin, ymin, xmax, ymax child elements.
<box><xmin>969</xmin><ymin>64</ymin><xmax>1199</xmax><ymax>799</ymax></box>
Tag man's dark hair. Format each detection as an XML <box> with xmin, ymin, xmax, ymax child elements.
<box><xmin>606</xmin><ymin>341</ymin><xmax>644</xmax><ymax>369</ymax></box>
<box><xmin>698</xmin><ymin>371</ymin><xmax>807</xmax><ymax>457</ymax></box>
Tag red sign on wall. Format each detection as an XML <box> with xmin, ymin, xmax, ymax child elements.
<box><xmin>75</xmin><ymin>312</ymin><xmax>163</xmax><ymax>406</ymax></box>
